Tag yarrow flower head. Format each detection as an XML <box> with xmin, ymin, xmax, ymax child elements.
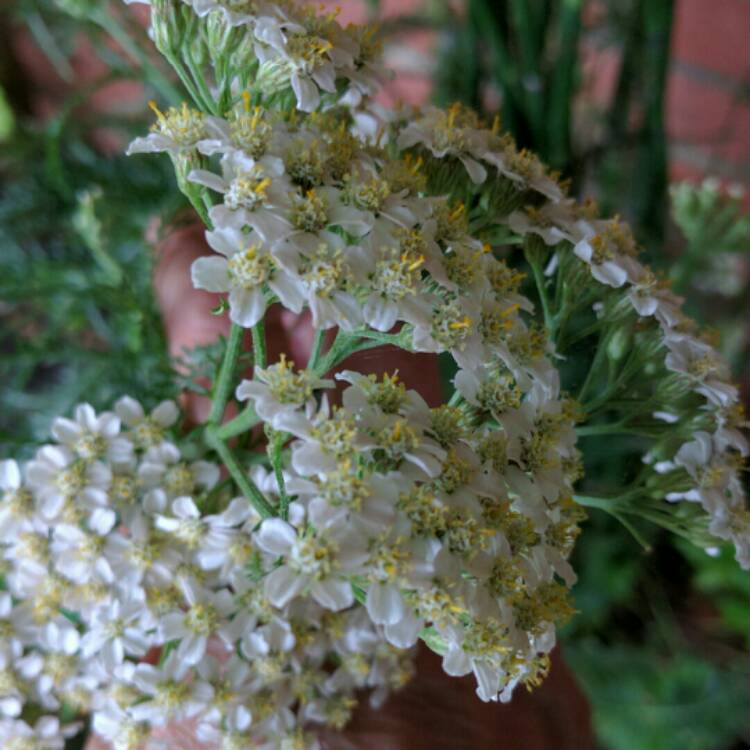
<box><xmin>10</xmin><ymin>0</ymin><xmax>744</xmax><ymax>746</ymax></box>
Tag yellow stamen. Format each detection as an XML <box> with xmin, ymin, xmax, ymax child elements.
<box><xmin>148</xmin><ymin>100</ymin><xmax>164</xmax><ymax>122</ymax></box>
<box><xmin>406</xmin><ymin>253</ymin><xmax>425</xmax><ymax>272</ymax></box>
<box><xmin>450</xmin><ymin>316</ymin><xmax>472</xmax><ymax>330</ymax></box>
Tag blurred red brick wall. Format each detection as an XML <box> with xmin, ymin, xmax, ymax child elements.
<box><xmin>668</xmin><ymin>0</ymin><xmax>750</xmax><ymax>204</ymax></box>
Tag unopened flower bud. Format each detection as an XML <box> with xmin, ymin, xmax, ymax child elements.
<box><xmin>606</xmin><ymin>326</ymin><xmax>632</xmax><ymax>362</ymax></box>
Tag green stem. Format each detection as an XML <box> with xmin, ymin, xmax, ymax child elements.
<box><xmin>208</xmin><ymin>324</ymin><xmax>243</xmax><ymax>426</ymax></box>
<box><xmin>509</xmin><ymin>0</ymin><xmax>545</xmax><ymax>147</ymax></box>
<box><xmin>164</xmin><ymin>53</ymin><xmax>213</xmax><ymax>111</ymax></box>
<box><xmin>448</xmin><ymin>390</ymin><xmax>464</xmax><ymax>407</ymax></box>
<box><xmin>558</xmin><ymin>317</ymin><xmax>604</xmax><ymax>351</ymax></box>
<box><xmin>313</xmin><ymin>330</ymin><xmax>362</xmax><ymax>377</ymax></box>
<box><xmin>575</xmin><ymin>423</ymin><xmax>625</xmax><ymax>437</ymax></box>
<box><xmin>176</xmin><ymin>172</ymin><xmax>213</xmax><ymax>228</ymax></box>
<box><xmin>546</xmin><ymin>0</ymin><xmax>583</xmax><ymax>171</ymax></box>
<box><xmin>206</xmin><ymin>428</ymin><xmax>275</xmax><ymax>518</ymax></box>
<box><xmin>577</xmin><ymin>331</ymin><xmax>610</xmax><ymax>404</ymax></box>
<box><xmin>214</xmin><ymin>404</ymin><xmax>260</xmax><ymax>440</ymax></box>
<box><xmin>25</xmin><ymin>12</ymin><xmax>73</xmax><ymax>80</ymax></box>
<box><xmin>469</xmin><ymin>0</ymin><xmax>522</xmax><ymax>137</ymax></box>
<box><xmin>307</xmin><ymin>329</ymin><xmax>327</xmax><ymax>372</ymax></box>
<box><xmin>185</xmin><ymin>42</ymin><xmax>219</xmax><ymax>115</ymax></box>
<box><xmin>316</xmin><ymin>328</ymin><xmax>415</xmax><ymax>374</ymax></box>
<box><xmin>583</xmin><ymin>341</ymin><xmax>645</xmax><ymax>414</ymax></box>
<box><xmin>574</xmin><ymin>495</ymin><xmax>651</xmax><ymax>550</ymax></box>
<box><xmin>573</xmin><ymin>494</ymin><xmax>623</xmax><ymax>511</ymax></box>
<box><xmin>527</xmin><ymin>252</ymin><xmax>555</xmax><ymax>334</ymax></box>
<box><xmin>634</xmin><ymin>0</ymin><xmax>673</xmax><ymax>241</ymax></box>
<box><xmin>268</xmin><ymin>436</ymin><xmax>290</xmax><ymax>521</ymax></box>
<box><xmin>252</xmin><ymin>320</ymin><xmax>267</xmax><ymax>370</ymax></box>
<box><xmin>612</xmin><ymin>511</ymin><xmax>652</xmax><ymax>551</ymax></box>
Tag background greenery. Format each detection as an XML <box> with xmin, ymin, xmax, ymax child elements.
<box><xmin>1</xmin><ymin>1</ymin><xmax>749</xmax><ymax>747</ymax></box>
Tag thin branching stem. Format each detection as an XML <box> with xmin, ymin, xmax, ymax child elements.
<box><xmin>252</xmin><ymin>320</ymin><xmax>267</xmax><ymax>370</ymax></box>
<box><xmin>206</xmin><ymin>428</ymin><xmax>275</xmax><ymax>518</ymax></box>
<box><xmin>208</xmin><ymin>324</ymin><xmax>243</xmax><ymax>426</ymax></box>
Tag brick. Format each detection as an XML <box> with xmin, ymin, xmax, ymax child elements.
<box><xmin>671</xmin><ymin>0</ymin><xmax>750</xmax><ymax>80</ymax></box>
<box><xmin>381</xmin><ymin>0</ymin><xmax>428</xmax><ymax>19</ymax></box>
<box><xmin>666</xmin><ymin>70</ymin><xmax>738</xmax><ymax>143</ymax></box>
<box><xmin>709</xmin><ymin>105</ymin><xmax>750</xmax><ymax>163</ymax></box>
<box><xmin>379</xmin><ymin>72</ymin><xmax>433</xmax><ymax>106</ymax></box>
<box><xmin>317</xmin><ymin>0</ymin><xmax>367</xmax><ymax>25</ymax></box>
<box><xmin>579</xmin><ymin>43</ymin><xmax>621</xmax><ymax>106</ymax></box>
<box><xmin>318</xmin><ymin>0</ymin><xmax>426</xmax><ymax>24</ymax></box>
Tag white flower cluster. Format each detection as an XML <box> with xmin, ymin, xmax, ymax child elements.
<box><xmin>397</xmin><ymin>103</ymin><xmax>563</xmax><ymax>202</ymax></box>
<box><xmin>74</xmin><ymin>0</ymin><xmax>745</xmax><ymax>744</ymax></box>
<box><xmin>130</xmin><ymin>0</ymin><xmax>382</xmax><ymax>112</ymax></box>
<box><xmin>132</xmin><ymin>99</ymin><xmax>569</xmax><ymax>383</ymax></box>
<box><xmin>536</xmin><ymin>222</ymin><xmax>746</xmax><ymax>567</ymax></box>
<box><xmin>502</xmin><ymin>183</ymin><xmax>750</xmax><ymax>568</ymax></box>
<box><xmin>386</xmin><ymin>96</ymin><xmax>749</xmax><ymax>569</ymax></box>
<box><xmin>123</xmin><ymin>37</ymin><xmax>591</xmax><ymax>710</ymax></box>
<box><xmin>238</xmin><ymin>363</ymin><xmax>582</xmax><ymax>703</ymax></box>
<box><xmin>0</xmin><ymin>374</ymin><xmax>581</xmax><ymax>747</ymax></box>
<box><xmin>0</xmin><ymin>399</ymin><xmax>416</xmax><ymax>748</ymax></box>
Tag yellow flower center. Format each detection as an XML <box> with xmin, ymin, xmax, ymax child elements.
<box><xmin>228</xmin><ymin>245</ymin><xmax>272</xmax><ymax>290</ymax></box>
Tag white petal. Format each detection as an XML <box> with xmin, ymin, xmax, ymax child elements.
<box><xmin>291</xmin><ymin>71</ymin><xmax>320</xmax><ymax>113</ymax></box>
<box><xmin>152</xmin><ymin>400</ymin><xmax>179</xmax><ymax>427</ymax></box>
<box><xmin>473</xmin><ymin>662</ymin><xmax>501</xmax><ymax>702</ymax></box>
<box><xmin>173</xmin><ymin>496</ymin><xmax>200</xmax><ymax>519</ymax></box>
<box><xmin>364</xmin><ymin>295</ymin><xmax>398</xmax><ymax>332</ymax></box>
<box><xmin>51</xmin><ymin>417</ymin><xmax>82</xmax><ymax>444</ymax></box>
<box><xmin>234</xmin><ymin>704</ymin><xmax>253</xmax><ymax>732</ymax></box>
<box><xmin>443</xmin><ymin>645</ymin><xmax>472</xmax><ymax>677</ymax></box>
<box><xmin>573</xmin><ymin>239</ymin><xmax>593</xmax><ymax>264</ymax></box>
<box><xmin>193</xmin><ymin>461</ymin><xmax>220</xmax><ymax>488</ymax></box>
<box><xmin>331</xmin><ymin>292</ymin><xmax>364</xmax><ymax>331</ymax></box>
<box><xmin>459</xmin><ymin>155</ymin><xmax>487</xmax><ymax>184</ymax></box>
<box><xmin>187</xmin><ymin>169</ymin><xmax>227</xmax><ymax>193</ymax></box>
<box><xmin>311</xmin><ymin>578</ymin><xmax>353</xmax><ymax>611</ymax></box>
<box><xmin>114</xmin><ymin>396</ymin><xmax>144</xmax><ymax>426</ymax></box>
<box><xmin>247</xmin><ymin>210</ymin><xmax>291</xmax><ymax>242</ymax></box>
<box><xmin>191</xmin><ymin>256</ymin><xmax>230</xmax><ymax>293</ymax></box>
<box><xmin>75</xmin><ymin>403</ymin><xmax>99</xmax><ymax>431</ymax></box>
<box><xmin>312</xmin><ymin>64</ymin><xmax>337</xmax><ymax>93</ymax></box>
<box><xmin>126</xmin><ymin>133</ymin><xmax>171</xmax><ymax>155</ymax></box>
<box><xmin>0</xmin><ymin>460</ymin><xmax>20</xmax><ymax>491</ymax></box>
<box><xmin>98</xmin><ymin>413</ymin><xmax>121</xmax><ymax>439</ymax></box>
<box><xmin>383</xmin><ymin>611</ymin><xmax>422</xmax><ymax>648</ymax></box>
<box><xmin>0</xmin><ymin>696</ymin><xmax>22</xmax><ymax>717</ymax></box>
<box><xmin>89</xmin><ymin>507</ymin><xmax>116</xmax><ymax>535</ymax></box>
<box><xmin>104</xmin><ymin>638</ymin><xmax>125</xmax><ymax>670</ymax></box>
<box><xmin>178</xmin><ymin>633</ymin><xmax>207</xmax><ymax>665</ymax></box>
<box><xmin>229</xmin><ymin>286</ymin><xmax>266</xmax><ymax>327</ymax></box>
<box><xmin>160</xmin><ymin>612</ymin><xmax>188</xmax><ymax>641</ymax></box>
<box><xmin>235</xmin><ymin>379</ymin><xmax>264</xmax><ymax>403</ymax></box>
<box><xmin>365</xmin><ymin>583</ymin><xmax>405</xmax><ymax>625</ymax></box>
<box><xmin>264</xmin><ymin>565</ymin><xmax>306</xmax><ymax>607</ymax></box>
<box><xmin>206</xmin><ymin>226</ymin><xmax>243</xmax><ymax>257</ymax></box>
<box><xmin>256</xmin><ymin>518</ymin><xmax>296</xmax><ymax>555</ymax></box>
<box><xmin>592</xmin><ymin>261</ymin><xmax>628</xmax><ymax>288</ymax></box>
<box><xmin>453</xmin><ymin>368</ymin><xmax>480</xmax><ymax>405</ymax></box>
<box><xmin>269</xmin><ymin>273</ymin><xmax>305</xmax><ymax>313</ymax></box>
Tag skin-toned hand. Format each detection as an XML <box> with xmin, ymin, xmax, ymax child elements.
<box><xmin>83</xmin><ymin>223</ymin><xmax>594</xmax><ymax>750</ymax></box>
